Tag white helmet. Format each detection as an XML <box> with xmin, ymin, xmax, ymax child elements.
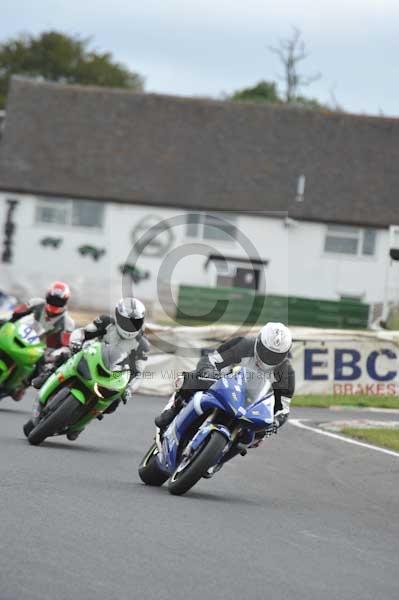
<box><xmin>115</xmin><ymin>297</ymin><xmax>145</xmax><ymax>339</ymax></box>
<box><xmin>255</xmin><ymin>322</ymin><xmax>292</xmax><ymax>368</ymax></box>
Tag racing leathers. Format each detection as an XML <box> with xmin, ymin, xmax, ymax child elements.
<box><xmin>2</xmin><ymin>298</ymin><xmax>75</xmax><ymax>398</ymax></box>
<box><xmin>27</xmin><ymin>314</ymin><xmax>149</xmax><ymax>441</ymax></box>
<box><xmin>155</xmin><ymin>335</ymin><xmax>295</xmax><ymax>443</ymax></box>
<box><xmin>8</xmin><ymin>298</ymin><xmax>74</xmax><ymax>349</ymax></box>
<box><xmin>199</xmin><ymin>336</ymin><xmax>295</xmax><ymax>429</ymax></box>
<box><xmin>69</xmin><ymin>314</ymin><xmax>149</xmax><ymax>408</ymax></box>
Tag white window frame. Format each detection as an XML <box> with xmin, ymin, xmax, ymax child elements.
<box><xmin>35</xmin><ymin>197</ymin><xmax>104</xmax><ymax>229</ymax></box>
<box><xmin>324</xmin><ymin>225</ymin><xmax>376</xmax><ymax>257</ymax></box>
<box><xmin>186</xmin><ymin>212</ymin><xmax>237</xmax><ymax>243</ymax></box>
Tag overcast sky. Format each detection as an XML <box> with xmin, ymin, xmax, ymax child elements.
<box><xmin>2</xmin><ymin>0</ymin><xmax>399</xmax><ymax>116</ymax></box>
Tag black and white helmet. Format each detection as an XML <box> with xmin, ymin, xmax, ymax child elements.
<box><xmin>115</xmin><ymin>297</ymin><xmax>145</xmax><ymax>340</ymax></box>
<box><xmin>255</xmin><ymin>322</ymin><xmax>292</xmax><ymax>369</ymax></box>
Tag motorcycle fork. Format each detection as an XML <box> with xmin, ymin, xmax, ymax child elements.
<box><xmin>179</xmin><ymin>409</ymin><xmax>220</xmax><ymax>461</ymax></box>
<box><xmin>209</xmin><ymin>410</ymin><xmax>241</xmax><ymax>457</ymax></box>
<box><xmin>230</xmin><ymin>426</ymin><xmax>241</xmax><ymax>444</ymax></box>
<box><xmin>205</xmin><ymin>409</ymin><xmax>218</xmax><ymax>427</ymax></box>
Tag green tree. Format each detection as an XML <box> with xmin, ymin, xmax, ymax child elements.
<box><xmin>231</xmin><ymin>80</ymin><xmax>327</xmax><ymax>110</ymax></box>
<box><xmin>289</xmin><ymin>95</ymin><xmax>325</xmax><ymax>110</ymax></box>
<box><xmin>0</xmin><ymin>31</ymin><xmax>144</xmax><ymax>108</ymax></box>
<box><xmin>231</xmin><ymin>80</ymin><xmax>281</xmax><ymax>104</ymax></box>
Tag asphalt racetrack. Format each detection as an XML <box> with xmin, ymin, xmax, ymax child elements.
<box><xmin>0</xmin><ymin>392</ymin><xmax>398</xmax><ymax>600</ymax></box>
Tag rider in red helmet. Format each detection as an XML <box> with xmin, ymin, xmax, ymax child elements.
<box><xmin>10</xmin><ymin>282</ymin><xmax>74</xmax><ymax>346</ymax></box>
<box><xmin>6</xmin><ymin>282</ymin><xmax>75</xmax><ymax>399</ymax></box>
<box><xmin>44</xmin><ymin>281</ymin><xmax>70</xmax><ymax>318</ymax></box>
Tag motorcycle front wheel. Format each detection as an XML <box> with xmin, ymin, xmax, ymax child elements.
<box><xmin>168</xmin><ymin>431</ymin><xmax>227</xmax><ymax>496</ymax></box>
<box><xmin>138</xmin><ymin>443</ymin><xmax>169</xmax><ymax>486</ymax></box>
<box><xmin>28</xmin><ymin>395</ymin><xmax>84</xmax><ymax>446</ymax></box>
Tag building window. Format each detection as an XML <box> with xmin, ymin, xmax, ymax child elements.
<box><xmin>324</xmin><ymin>226</ymin><xmax>376</xmax><ymax>257</ymax></box>
<box><xmin>72</xmin><ymin>200</ymin><xmax>104</xmax><ymax>228</ymax></box>
<box><xmin>186</xmin><ymin>212</ymin><xmax>237</xmax><ymax>242</ymax></box>
<box><xmin>35</xmin><ymin>198</ymin><xmax>104</xmax><ymax>228</ymax></box>
<box><xmin>362</xmin><ymin>229</ymin><xmax>376</xmax><ymax>256</ymax></box>
<box><xmin>35</xmin><ymin>199</ymin><xmax>69</xmax><ymax>225</ymax></box>
<box><xmin>186</xmin><ymin>213</ymin><xmax>201</xmax><ymax>237</ymax></box>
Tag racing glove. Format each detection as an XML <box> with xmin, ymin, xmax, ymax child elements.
<box><xmin>198</xmin><ymin>366</ymin><xmax>221</xmax><ymax>381</ymax></box>
<box><xmin>49</xmin><ymin>347</ymin><xmax>71</xmax><ymax>367</ymax></box>
<box><xmin>122</xmin><ymin>388</ymin><xmax>133</xmax><ymax>404</ymax></box>
<box><xmin>70</xmin><ymin>329</ymin><xmax>84</xmax><ymax>353</ymax></box>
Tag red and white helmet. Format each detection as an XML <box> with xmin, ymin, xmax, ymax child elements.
<box><xmin>45</xmin><ymin>281</ymin><xmax>70</xmax><ymax>317</ymax></box>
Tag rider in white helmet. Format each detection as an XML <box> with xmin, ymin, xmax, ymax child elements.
<box><xmin>28</xmin><ymin>298</ymin><xmax>149</xmax><ymax>440</ymax></box>
<box><xmin>70</xmin><ymin>297</ymin><xmax>149</xmax><ymax>392</ymax></box>
<box><xmin>155</xmin><ymin>322</ymin><xmax>295</xmax><ymax>443</ymax></box>
<box><xmin>68</xmin><ymin>298</ymin><xmax>149</xmax><ymax>439</ymax></box>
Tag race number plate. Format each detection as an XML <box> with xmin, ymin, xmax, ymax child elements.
<box><xmin>17</xmin><ymin>322</ymin><xmax>40</xmax><ymax>345</ymax></box>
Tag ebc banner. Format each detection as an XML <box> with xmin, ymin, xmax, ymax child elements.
<box><xmin>292</xmin><ymin>341</ymin><xmax>399</xmax><ymax>396</ymax></box>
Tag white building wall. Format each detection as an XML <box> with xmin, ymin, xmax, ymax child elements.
<box><xmin>287</xmin><ymin>220</ymin><xmax>388</xmax><ymax>304</ymax></box>
<box><xmin>0</xmin><ymin>192</ymin><xmax>389</xmax><ymax>312</ymax></box>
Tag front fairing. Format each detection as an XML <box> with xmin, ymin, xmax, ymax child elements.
<box><xmin>0</xmin><ymin>320</ymin><xmax>45</xmax><ymax>387</ymax></box>
<box><xmin>39</xmin><ymin>341</ymin><xmax>130</xmax><ymax>406</ymax></box>
<box><xmin>159</xmin><ymin>368</ymin><xmax>274</xmax><ymax>473</ymax></box>
<box><xmin>201</xmin><ymin>369</ymin><xmax>275</xmax><ymax>427</ymax></box>
<box><xmin>39</xmin><ymin>351</ymin><xmax>81</xmax><ymax>404</ymax></box>
<box><xmin>0</xmin><ymin>320</ymin><xmax>45</xmax><ymax>365</ymax></box>
<box><xmin>237</xmin><ymin>394</ymin><xmax>275</xmax><ymax>429</ymax></box>
<box><xmin>78</xmin><ymin>342</ymin><xmax>131</xmax><ymax>393</ymax></box>
<box><xmin>160</xmin><ymin>394</ymin><xmax>206</xmax><ymax>472</ymax></box>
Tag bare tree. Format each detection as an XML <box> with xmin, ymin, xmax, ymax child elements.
<box><xmin>269</xmin><ymin>27</ymin><xmax>321</xmax><ymax>103</ymax></box>
<box><xmin>328</xmin><ymin>84</ymin><xmax>343</xmax><ymax>112</ymax></box>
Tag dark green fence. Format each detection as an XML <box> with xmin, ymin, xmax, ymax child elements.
<box><xmin>176</xmin><ymin>285</ymin><xmax>369</xmax><ymax>329</ymax></box>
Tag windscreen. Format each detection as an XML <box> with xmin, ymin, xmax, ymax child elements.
<box><xmin>243</xmin><ymin>367</ymin><xmax>273</xmax><ymax>406</ymax></box>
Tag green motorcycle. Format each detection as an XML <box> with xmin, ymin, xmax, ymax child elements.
<box><xmin>24</xmin><ymin>341</ymin><xmax>130</xmax><ymax>445</ymax></box>
<box><xmin>0</xmin><ymin>317</ymin><xmax>46</xmax><ymax>401</ymax></box>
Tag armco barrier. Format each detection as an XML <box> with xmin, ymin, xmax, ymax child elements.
<box><xmin>176</xmin><ymin>286</ymin><xmax>369</xmax><ymax>329</ymax></box>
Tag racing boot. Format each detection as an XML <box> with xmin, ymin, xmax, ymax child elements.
<box><xmin>154</xmin><ymin>406</ymin><xmax>179</xmax><ymax>430</ymax></box>
<box><xmin>66</xmin><ymin>429</ymin><xmax>83</xmax><ymax>441</ymax></box>
<box><xmin>11</xmin><ymin>387</ymin><xmax>25</xmax><ymax>401</ymax></box>
<box><xmin>32</xmin><ymin>365</ymin><xmax>54</xmax><ymax>389</ymax></box>
<box><xmin>154</xmin><ymin>393</ymin><xmax>184</xmax><ymax>431</ymax></box>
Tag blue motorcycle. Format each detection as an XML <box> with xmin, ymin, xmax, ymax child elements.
<box><xmin>139</xmin><ymin>367</ymin><xmax>275</xmax><ymax>496</ymax></box>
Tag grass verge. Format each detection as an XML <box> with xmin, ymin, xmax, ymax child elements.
<box><xmin>341</xmin><ymin>427</ymin><xmax>399</xmax><ymax>452</ymax></box>
<box><xmin>293</xmin><ymin>395</ymin><xmax>399</xmax><ymax>409</ymax></box>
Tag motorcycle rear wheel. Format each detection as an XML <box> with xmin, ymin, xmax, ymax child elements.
<box><xmin>28</xmin><ymin>395</ymin><xmax>84</xmax><ymax>446</ymax></box>
<box><xmin>138</xmin><ymin>443</ymin><xmax>169</xmax><ymax>486</ymax></box>
<box><xmin>168</xmin><ymin>431</ymin><xmax>227</xmax><ymax>496</ymax></box>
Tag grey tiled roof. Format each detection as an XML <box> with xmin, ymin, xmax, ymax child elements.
<box><xmin>0</xmin><ymin>77</ymin><xmax>398</xmax><ymax>228</ymax></box>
